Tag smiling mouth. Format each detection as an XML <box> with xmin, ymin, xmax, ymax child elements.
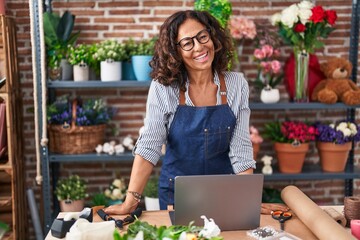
<box><xmin>194</xmin><ymin>52</ymin><xmax>208</xmax><ymax>61</ymax></box>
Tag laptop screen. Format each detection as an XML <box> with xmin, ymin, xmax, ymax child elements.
<box><xmin>173</xmin><ymin>174</ymin><xmax>264</xmax><ymax>231</ymax></box>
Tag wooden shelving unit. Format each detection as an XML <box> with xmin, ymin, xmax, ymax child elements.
<box><xmin>0</xmin><ymin>15</ymin><xmax>26</xmax><ymax>240</ymax></box>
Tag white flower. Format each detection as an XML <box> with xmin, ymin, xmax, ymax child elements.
<box><xmin>297</xmin><ymin>1</ymin><xmax>313</xmax><ymax>24</ymax></box>
<box><xmin>342</xmin><ymin>128</ymin><xmax>352</xmax><ymax>137</ymax></box>
<box><xmin>271</xmin><ymin>13</ymin><xmax>282</xmax><ymax>26</ymax></box>
<box><xmin>349</xmin><ymin>123</ymin><xmax>357</xmax><ymax>135</ymax></box>
<box><xmin>115</xmin><ymin>144</ymin><xmax>125</xmax><ymax>154</ymax></box>
<box><xmin>198</xmin><ymin>215</ymin><xmax>221</xmax><ymax>238</ymax></box>
<box><xmin>112</xmin><ymin>188</ymin><xmax>123</xmax><ymax>200</ymax></box>
<box><xmin>104</xmin><ymin>189</ymin><xmax>111</xmax><ymax>198</ymax></box>
<box><xmin>336</xmin><ymin>122</ymin><xmax>348</xmax><ymax>132</ymax></box>
<box><xmin>280</xmin><ymin>3</ymin><xmax>299</xmax><ymax>28</ymax></box>
<box><xmin>95</xmin><ymin>144</ymin><xmax>103</xmax><ymax>154</ymax></box>
<box><xmin>329</xmin><ymin>123</ymin><xmax>335</xmax><ymax>129</ymax></box>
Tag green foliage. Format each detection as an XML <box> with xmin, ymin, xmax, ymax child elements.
<box><xmin>94</xmin><ymin>39</ymin><xmax>127</xmax><ymax>62</ymax></box>
<box><xmin>122</xmin><ymin>38</ymin><xmax>137</xmax><ymax>62</ymax></box>
<box><xmin>143</xmin><ymin>176</ymin><xmax>159</xmax><ymax>198</ymax></box>
<box><xmin>132</xmin><ymin>38</ymin><xmax>157</xmax><ymax>56</ymax></box>
<box><xmin>263</xmin><ymin>121</ymin><xmax>286</xmax><ymax>143</ymax></box>
<box><xmin>112</xmin><ymin>220</ymin><xmax>224</xmax><ymax>240</ymax></box>
<box><xmin>91</xmin><ymin>193</ymin><xmax>109</xmax><ymax>207</ymax></box>
<box><xmin>0</xmin><ymin>221</ymin><xmax>9</xmax><ymax>238</ymax></box>
<box><xmin>43</xmin><ymin>11</ymin><xmax>80</xmax><ymax>68</ymax></box>
<box><xmin>67</xmin><ymin>44</ymin><xmax>90</xmax><ymax>66</ymax></box>
<box><xmin>55</xmin><ymin>175</ymin><xmax>88</xmax><ymax>201</ymax></box>
<box><xmin>194</xmin><ymin>0</ymin><xmax>232</xmax><ymax>28</ymax></box>
<box><xmin>262</xmin><ymin>188</ymin><xmax>283</xmax><ymax>203</ymax></box>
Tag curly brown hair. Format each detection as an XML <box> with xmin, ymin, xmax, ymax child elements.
<box><xmin>149</xmin><ymin>10</ymin><xmax>234</xmax><ymax>91</ymax></box>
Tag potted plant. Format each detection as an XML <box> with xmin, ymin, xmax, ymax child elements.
<box><xmin>43</xmin><ymin>11</ymin><xmax>80</xmax><ymax>80</ymax></box>
<box><xmin>143</xmin><ymin>176</ymin><xmax>159</xmax><ymax>211</ymax></box>
<box><xmin>263</xmin><ymin>120</ymin><xmax>317</xmax><ymax>173</ymax></box>
<box><xmin>94</xmin><ymin>39</ymin><xmax>126</xmax><ymax>81</ymax></box>
<box><xmin>131</xmin><ymin>38</ymin><xmax>156</xmax><ymax>81</ymax></box>
<box><xmin>252</xmin><ymin>27</ymin><xmax>283</xmax><ymax>103</ymax></box>
<box><xmin>54</xmin><ymin>175</ymin><xmax>88</xmax><ymax>212</ymax></box>
<box><xmin>250</xmin><ymin>125</ymin><xmax>263</xmax><ymax>161</ymax></box>
<box><xmin>67</xmin><ymin>44</ymin><xmax>91</xmax><ymax>81</ymax></box>
<box><xmin>194</xmin><ymin>0</ymin><xmax>232</xmax><ymax>28</ymax></box>
<box><xmin>314</xmin><ymin>121</ymin><xmax>360</xmax><ymax>172</ymax></box>
<box><xmin>104</xmin><ymin>178</ymin><xmax>127</xmax><ymax>205</ymax></box>
<box><xmin>47</xmin><ymin>96</ymin><xmax>114</xmax><ymax>154</ymax></box>
<box><xmin>121</xmin><ymin>38</ymin><xmax>137</xmax><ymax>80</ymax></box>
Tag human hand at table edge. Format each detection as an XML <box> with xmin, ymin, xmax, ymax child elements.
<box><xmin>261</xmin><ymin>203</ymin><xmax>289</xmax><ymax>215</ymax></box>
<box><xmin>104</xmin><ymin>195</ymin><xmax>139</xmax><ymax>215</ymax></box>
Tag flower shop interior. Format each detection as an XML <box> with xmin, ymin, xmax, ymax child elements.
<box><xmin>1</xmin><ymin>0</ymin><xmax>360</xmax><ymax>239</ymax></box>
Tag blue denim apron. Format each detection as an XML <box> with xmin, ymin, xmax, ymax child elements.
<box><xmin>159</xmin><ymin>74</ymin><xmax>236</xmax><ymax>209</ymax></box>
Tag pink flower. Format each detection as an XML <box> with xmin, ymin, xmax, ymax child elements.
<box><xmin>261</xmin><ymin>45</ymin><xmax>274</xmax><ymax>58</ymax></box>
<box><xmin>254</xmin><ymin>49</ymin><xmax>266</xmax><ymax>60</ymax></box>
<box><xmin>271</xmin><ymin>60</ymin><xmax>281</xmax><ymax>74</ymax></box>
<box><xmin>228</xmin><ymin>17</ymin><xmax>257</xmax><ymax>40</ymax></box>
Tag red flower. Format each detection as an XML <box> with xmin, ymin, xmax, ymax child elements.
<box><xmin>325</xmin><ymin>10</ymin><xmax>337</xmax><ymax>25</ymax></box>
<box><xmin>310</xmin><ymin>6</ymin><xmax>326</xmax><ymax>23</ymax></box>
<box><xmin>294</xmin><ymin>23</ymin><xmax>306</xmax><ymax>33</ymax></box>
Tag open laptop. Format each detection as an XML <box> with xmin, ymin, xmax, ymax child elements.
<box><xmin>171</xmin><ymin>174</ymin><xmax>264</xmax><ymax>231</ymax></box>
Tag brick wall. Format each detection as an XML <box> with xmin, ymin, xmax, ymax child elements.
<box><xmin>4</xmin><ymin>0</ymin><xmax>359</xmax><ymax>238</ymax></box>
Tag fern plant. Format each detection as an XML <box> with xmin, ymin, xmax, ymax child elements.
<box><xmin>194</xmin><ymin>0</ymin><xmax>232</xmax><ymax>28</ymax></box>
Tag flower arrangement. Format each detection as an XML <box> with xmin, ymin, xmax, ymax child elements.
<box><xmin>47</xmin><ymin>96</ymin><xmax>113</xmax><ymax>126</ymax></box>
<box><xmin>228</xmin><ymin>16</ymin><xmax>257</xmax><ymax>43</ymax></box>
<box><xmin>314</xmin><ymin>121</ymin><xmax>360</xmax><ymax>144</ymax></box>
<box><xmin>67</xmin><ymin>44</ymin><xmax>90</xmax><ymax>66</ymax></box>
<box><xmin>271</xmin><ymin>0</ymin><xmax>337</xmax><ymax>53</ymax></box>
<box><xmin>253</xmin><ymin>27</ymin><xmax>282</xmax><ymax>89</ymax></box>
<box><xmin>264</xmin><ymin>120</ymin><xmax>317</xmax><ymax>144</ymax></box>
<box><xmin>93</xmin><ymin>39</ymin><xmax>126</xmax><ymax>62</ymax></box>
<box><xmin>104</xmin><ymin>178</ymin><xmax>127</xmax><ymax>201</ymax></box>
<box><xmin>250</xmin><ymin>126</ymin><xmax>263</xmax><ymax>144</ymax></box>
<box><xmin>54</xmin><ymin>175</ymin><xmax>88</xmax><ymax>201</ymax></box>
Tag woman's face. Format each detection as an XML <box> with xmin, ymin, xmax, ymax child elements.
<box><xmin>176</xmin><ymin>18</ymin><xmax>214</xmax><ymax>73</ymax></box>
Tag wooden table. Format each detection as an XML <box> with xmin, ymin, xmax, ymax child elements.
<box><xmin>45</xmin><ymin>206</ymin><xmax>348</xmax><ymax>240</ymax></box>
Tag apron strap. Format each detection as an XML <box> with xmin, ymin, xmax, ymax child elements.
<box><xmin>179</xmin><ymin>73</ymin><xmax>227</xmax><ymax>105</ymax></box>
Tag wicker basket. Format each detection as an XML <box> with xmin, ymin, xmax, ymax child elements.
<box><xmin>48</xmin><ymin>100</ymin><xmax>106</xmax><ymax>154</ymax></box>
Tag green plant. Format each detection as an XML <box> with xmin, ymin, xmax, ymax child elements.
<box><xmin>91</xmin><ymin>193</ymin><xmax>109</xmax><ymax>206</ymax></box>
<box><xmin>194</xmin><ymin>0</ymin><xmax>232</xmax><ymax>28</ymax></box>
<box><xmin>94</xmin><ymin>39</ymin><xmax>126</xmax><ymax>62</ymax></box>
<box><xmin>43</xmin><ymin>11</ymin><xmax>80</xmax><ymax>68</ymax></box>
<box><xmin>143</xmin><ymin>176</ymin><xmax>159</xmax><ymax>198</ymax></box>
<box><xmin>0</xmin><ymin>221</ymin><xmax>9</xmax><ymax>239</ymax></box>
<box><xmin>67</xmin><ymin>44</ymin><xmax>90</xmax><ymax>66</ymax></box>
<box><xmin>54</xmin><ymin>175</ymin><xmax>88</xmax><ymax>201</ymax></box>
<box><xmin>132</xmin><ymin>38</ymin><xmax>157</xmax><ymax>56</ymax></box>
<box><xmin>122</xmin><ymin>38</ymin><xmax>137</xmax><ymax>62</ymax></box>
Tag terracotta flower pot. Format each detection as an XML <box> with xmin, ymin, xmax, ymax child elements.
<box><xmin>60</xmin><ymin>199</ymin><xmax>85</xmax><ymax>212</ymax></box>
<box><xmin>274</xmin><ymin>142</ymin><xmax>309</xmax><ymax>173</ymax></box>
<box><xmin>316</xmin><ymin>142</ymin><xmax>351</xmax><ymax>172</ymax></box>
<box><xmin>252</xmin><ymin>142</ymin><xmax>260</xmax><ymax>161</ymax></box>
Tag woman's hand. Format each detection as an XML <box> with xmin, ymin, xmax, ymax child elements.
<box><xmin>103</xmin><ymin>195</ymin><xmax>139</xmax><ymax>215</ymax></box>
<box><xmin>261</xmin><ymin>203</ymin><xmax>289</xmax><ymax>215</ymax></box>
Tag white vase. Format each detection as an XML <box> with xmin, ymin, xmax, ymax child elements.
<box><xmin>73</xmin><ymin>64</ymin><xmax>89</xmax><ymax>82</ymax></box>
<box><xmin>101</xmin><ymin>60</ymin><xmax>122</xmax><ymax>81</ymax></box>
<box><xmin>144</xmin><ymin>196</ymin><xmax>160</xmax><ymax>211</ymax></box>
<box><xmin>260</xmin><ymin>87</ymin><xmax>280</xmax><ymax>104</ymax></box>
<box><xmin>60</xmin><ymin>199</ymin><xmax>85</xmax><ymax>212</ymax></box>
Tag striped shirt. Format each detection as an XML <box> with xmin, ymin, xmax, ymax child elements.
<box><xmin>133</xmin><ymin>71</ymin><xmax>256</xmax><ymax>173</ymax></box>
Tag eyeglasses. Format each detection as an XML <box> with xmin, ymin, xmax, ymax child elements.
<box><xmin>176</xmin><ymin>29</ymin><xmax>211</xmax><ymax>51</ymax></box>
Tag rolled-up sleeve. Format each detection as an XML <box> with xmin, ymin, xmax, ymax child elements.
<box><xmin>227</xmin><ymin>73</ymin><xmax>256</xmax><ymax>173</ymax></box>
<box><xmin>133</xmin><ymin>81</ymin><xmax>169</xmax><ymax>165</ymax></box>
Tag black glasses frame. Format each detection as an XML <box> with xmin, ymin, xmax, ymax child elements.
<box><xmin>176</xmin><ymin>29</ymin><xmax>211</xmax><ymax>51</ymax></box>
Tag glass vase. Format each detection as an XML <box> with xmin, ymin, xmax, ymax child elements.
<box><xmin>294</xmin><ymin>49</ymin><xmax>310</xmax><ymax>102</ymax></box>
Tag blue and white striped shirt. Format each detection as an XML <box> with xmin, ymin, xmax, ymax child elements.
<box><xmin>134</xmin><ymin>71</ymin><xmax>256</xmax><ymax>173</ymax></box>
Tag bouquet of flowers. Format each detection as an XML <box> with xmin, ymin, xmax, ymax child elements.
<box><xmin>104</xmin><ymin>178</ymin><xmax>127</xmax><ymax>202</ymax></box>
<box><xmin>228</xmin><ymin>16</ymin><xmax>257</xmax><ymax>43</ymax></box>
<box><xmin>314</xmin><ymin>121</ymin><xmax>360</xmax><ymax>144</ymax></box>
<box><xmin>271</xmin><ymin>0</ymin><xmax>337</xmax><ymax>53</ymax></box>
<box><xmin>264</xmin><ymin>120</ymin><xmax>317</xmax><ymax>144</ymax></box>
<box><xmin>253</xmin><ymin>28</ymin><xmax>282</xmax><ymax>90</ymax></box>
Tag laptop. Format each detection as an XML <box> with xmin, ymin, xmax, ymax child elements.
<box><xmin>172</xmin><ymin>174</ymin><xmax>264</xmax><ymax>231</ymax></box>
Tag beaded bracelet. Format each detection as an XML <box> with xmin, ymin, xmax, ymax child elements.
<box><xmin>127</xmin><ymin>191</ymin><xmax>142</xmax><ymax>203</ymax></box>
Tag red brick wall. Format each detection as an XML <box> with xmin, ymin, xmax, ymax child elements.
<box><xmin>4</xmin><ymin>0</ymin><xmax>359</xmax><ymax>238</ymax></box>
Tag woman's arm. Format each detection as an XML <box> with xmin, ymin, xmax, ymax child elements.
<box><xmin>104</xmin><ymin>154</ymin><xmax>154</xmax><ymax>215</ymax></box>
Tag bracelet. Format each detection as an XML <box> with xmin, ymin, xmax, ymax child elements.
<box><xmin>127</xmin><ymin>191</ymin><xmax>142</xmax><ymax>203</ymax></box>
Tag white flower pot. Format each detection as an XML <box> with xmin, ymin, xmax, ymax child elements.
<box><xmin>73</xmin><ymin>64</ymin><xmax>89</xmax><ymax>82</ymax></box>
<box><xmin>260</xmin><ymin>88</ymin><xmax>280</xmax><ymax>104</ymax></box>
<box><xmin>101</xmin><ymin>60</ymin><xmax>122</xmax><ymax>81</ymax></box>
<box><xmin>144</xmin><ymin>196</ymin><xmax>160</xmax><ymax>211</ymax></box>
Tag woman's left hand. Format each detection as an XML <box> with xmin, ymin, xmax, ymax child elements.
<box><xmin>261</xmin><ymin>203</ymin><xmax>289</xmax><ymax>214</ymax></box>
